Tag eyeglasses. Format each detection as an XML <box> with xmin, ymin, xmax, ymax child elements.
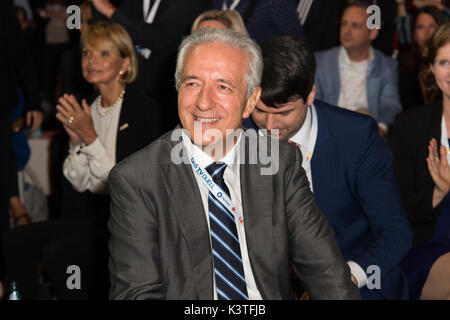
<box><xmin>435</xmin><ymin>59</ymin><xmax>450</xmax><ymax>69</ymax></box>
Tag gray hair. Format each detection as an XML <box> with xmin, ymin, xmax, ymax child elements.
<box><xmin>175</xmin><ymin>28</ymin><xmax>263</xmax><ymax>99</ymax></box>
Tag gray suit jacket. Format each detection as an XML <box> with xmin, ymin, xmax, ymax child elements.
<box><xmin>107</xmin><ymin>129</ymin><xmax>361</xmax><ymax>300</ymax></box>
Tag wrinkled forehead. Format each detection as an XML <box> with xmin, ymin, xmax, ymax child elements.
<box><xmin>341</xmin><ymin>6</ymin><xmax>369</xmax><ymax>23</ymax></box>
<box><xmin>184</xmin><ymin>41</ymin><xmax>249</xmax><ymax>74</ymax></box>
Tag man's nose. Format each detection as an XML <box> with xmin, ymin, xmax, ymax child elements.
<box><xmin>266</xmin><ymin>113</ymin><xmax>276</xmax><ymax>131</ymax></box>
<box><xmin>195</xmin><ymin>85</ymin><xmax>214</xmax><ymax>111</ymax></box>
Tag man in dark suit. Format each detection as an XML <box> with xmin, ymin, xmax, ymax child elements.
<box><xmin>245</xmin><ymin>35</ymin><xmax>412</xmax><ymax>299</ymax></box>
<box><xmin>212</xmin><ymin>0</ymin><xmax>305</xmax><ymax>43</ymax></box>
<box><xmin>297</xmin><ymin>0</ymin><xmax>346</xmax><ymax>52</ymax></box>
<box><xmin>107</xmin><ymin>28</ymin><xmax>360</xmax><ymax>300</ymax></box>
<box><xmin>90</xmin><ymin>0</ymin><xmax>210</xmax><ymax>131</ymax></box>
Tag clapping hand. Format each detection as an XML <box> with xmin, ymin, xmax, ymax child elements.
<box><xmin>426</xmin><ymin>138</ymin><xmax>450</xmax><ymax>207</ymax></box>
<box><xmin>56</xmin><ymin>94</ymin><xmax>98</xmax><ymax>146</ymax></box>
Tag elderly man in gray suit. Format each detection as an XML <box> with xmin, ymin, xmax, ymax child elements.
<box><xmin>107</xmin><ymin>28</ymin><xmax>360</xmax><ymax>300</ymax></box>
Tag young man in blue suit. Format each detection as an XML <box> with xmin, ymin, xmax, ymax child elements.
<box><xmin>314</xmin><ymin>0</ymin><xmax>402</xmax><ymax>138</ymax></box>
<box><xmin>245</xmin><ymin>35</ymin><xmax>412</xmax><ymax>300</ymax></box>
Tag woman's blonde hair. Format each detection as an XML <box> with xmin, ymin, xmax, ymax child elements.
<box><xmin>80</xmin><ymin>21</ymin><xmax>138</xmax><ymax>83</ymax></box>
<box><xmin>191</xmin><ymin>10</ymin><xmax>248</xmax><ymax>36</ymax></box>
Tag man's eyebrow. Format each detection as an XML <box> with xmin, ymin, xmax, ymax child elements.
<box><xmin>217</xmin><ymin>78</ymin><xmax>236</xmax><ymax>87</ymax></box>
<box><xmin>181</xmin><ymin>75</ymin><xmax>200</xmax><ymax>82</ymax></box>
<box><xmin>255</xmin><ymin>104</ymin><xmax>295</xmax><ymax>113</ymax></box>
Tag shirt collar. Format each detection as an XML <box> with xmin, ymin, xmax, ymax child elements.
<box><xmin>181</xmin><ymin>129</ymin><xmax>242</xmax><ymax>177</ymax></box>
<box><xmin>339</xmin><ymin>45</ymin><xmax>374</xmax><ymax>67</ymax></box>
<box><xmin>289</xmin><ymin>104</ymin><xmax>313</xmax><ymax>148</ymax></box>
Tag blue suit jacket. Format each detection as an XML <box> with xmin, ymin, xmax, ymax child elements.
<box><xmin>212</xmin><ymin>0</ymin><xmax>304</xmax><ymax>43</ymax></box>
<box><xmin>314</xmin><ymin>46</ymin><xmax>402</xmax><ymax>126</ymax></box>
<box><xmin>244</xmin><ymin>100</ymin><xmax>412</xmax><ymax>299</ymax></box>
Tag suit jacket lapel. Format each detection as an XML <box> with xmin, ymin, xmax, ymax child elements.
<box><xmin>367</xmin><ymin>53</ymin><xmax>381</xmax><ymax>118</ymax></box>
<box><xmin>115</xmin><ymin>96</ymin><xmax>129</xmax><ymax>163</ymax></box>
<box><xmin>163</xmin><ymin>142</ymin><xmax>214</xmax><ymax>299</ymax></box>
<box><xmin>239</xmin><ymin>139</ymin><xmax>280</xmax><ymax>299</ymax></box>
<box><xmin>329</xmin><ymin>48</ymin><xmax>341</xmax><ymax>105</ymax></box>
<box><xmin>310</xmin><ymin>106</ymin><xmax>334</xmax><ymax>216</ymax></box>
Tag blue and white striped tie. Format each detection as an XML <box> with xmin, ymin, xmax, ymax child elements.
<box><xmin>206</xmin><ymin>162</ymin><xmax>248</xmax><ymax>300</ymax></box>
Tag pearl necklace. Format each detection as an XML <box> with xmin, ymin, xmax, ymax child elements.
<box><xmin>96</xmin><ymin>89</ymin><xmax>125</xmax><ymax>117</ymax></box>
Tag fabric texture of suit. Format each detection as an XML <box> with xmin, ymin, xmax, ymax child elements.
<box><xmin>314</xmin><ymin>46</ymin><xmax>402</xmax><ymax>126</ymax></box>
<box><xmin>244</xmin><ymin>100</ymin><xmax>412</xmax><ymax>299</ymax></box>
<box><xmin>309</xmin><ymin>100</ymin><xmax>411</xmax><ymax>299</ymax></box>
<box><xmin>300</xmin><ymin>0</ymin><xmax>345</xmax><ymax>52</ymax></box>
<box><xmin>212</xmin><ymin>0</ymin><xmax>305</xmax><ymax>43</ymax></box>
<box><xmin>107</xmin><ymin>128</ymin><xmax>361</xmax><ymax>300</ymax></box>
<box><xmin>388</xmin><ymin>101</ymin><xmax>445</xmax><ymax>246</ymax></box>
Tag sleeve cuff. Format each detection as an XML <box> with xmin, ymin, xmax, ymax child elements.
<box><xmin>378</xmin><ymin>122</ymin><xmax>389</xmax><ymax>135</ymax></box>
<box><xmin>347</xmin><ymin>260</ymin><xmax>367</xmax><ymax>288</ymax></box>
<box><xmin>81</xmin><ymin>137</ymin><xmax>105</xmax><ymax>159</ymax></box>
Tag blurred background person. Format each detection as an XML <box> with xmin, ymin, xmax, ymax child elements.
<box><xmin>191</xmin><ymin>9</ymin><xmax>248</xmax><ymax>35</ymax></box>
<box><xmin>388</xmin><ymin>22</ymin><xmax>450</xmax><ymax>300</ymax></box>
<box><xmin>1</xmin><ymin>0</ymin><xmax>42</xmax><ymax>298</ymax></box>
<box><xmin>212</xmin><ymin>0</ymin><xmax>305</xmax><ymax>43</ymax></box>
<box><xmin>3</xmin><ymin>21</ymin><xmax>165</xmax><ymax>300</ymax></box>
<box><xmin>396</xmin><ymin>2</ymin><xmax>448</xmax><ymax>108</ymax></box>
<box><xmin>36</xmin><ymin>0</ymin><xmax>71</xmax><ymax>127</ymax></box>
<box><xmin>60</xmin><ymin>1</ymin><xmax>94</xmax><ymax>103</ymax></box>
<box><xmin>314</xmin><ymin>0</ymin><xmax>402</xmax><ymax>138</ymax></box>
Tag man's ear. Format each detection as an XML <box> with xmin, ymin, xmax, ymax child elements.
<box><xmin>369</xmin><ymin>28</ymin><xmax>379</xmax><ymax>41</ymax></box>
<box><xmin>243</xmin><ymin>86</ymin><xmax>262</xmax><ymax>119</ymax></box>
<box><xmin>306</xmin><ymin>85</ymin><xmax>316</xmax><ymax>106</ymax></box>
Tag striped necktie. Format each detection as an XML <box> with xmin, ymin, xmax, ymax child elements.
<box><xmin>206</xmin><ymin>162</ymin><xmax>248</xmax><ymax>300</ymax></box>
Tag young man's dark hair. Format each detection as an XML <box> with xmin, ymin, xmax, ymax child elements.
<box><xmin>259</xmin><ymin>35</ymin><xmax>316</xmax><ymax>107</ymax></box>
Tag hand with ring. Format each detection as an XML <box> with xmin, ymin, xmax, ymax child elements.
<box><xmin>56</xmin><ymin>94</ymin><xmax>98</xmax><ymax>146</ymax></box>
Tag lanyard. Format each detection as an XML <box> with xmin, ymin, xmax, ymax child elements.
<box><xmin>143</xmin><ymin>0</ymin><xmax>161</xmax><ymax>24</ymax></box>
<box><xmin>222</xmin><ymin>0</ymin><xmax>240</xmax><ymax>10</ymax></box>
<box><xmin>440</xmin><ymin>115</ymin><xmax>450</xmax><ymax>164</ymax></box>
<box><xmin>189</xmin><ymin>154</ymin><xmax>244</xmax><ymax>225</ymax></box>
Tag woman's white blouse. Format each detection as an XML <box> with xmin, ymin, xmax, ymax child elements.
<box><xmin>63</xmin><ymin>96</ymin><xmax>122</xmax><ymax>194</ymax></box>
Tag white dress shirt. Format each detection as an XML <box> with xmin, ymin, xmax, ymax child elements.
<box><xmin>337</xmin><ymin>46</ymin><xmax>388</xmax><ymax>134</ymax></box>
<box><xmin>288</xmin><ymin>104</ymin><xmax>368</xmax><ymax>289</ymax></box>
<box><xmin>182</xmin><ymin>130</ymin><xmax>263</xmax><ymax>300</ymax></box>
<box><xmin>337</xmin><ymin>46</ymin><xmax>372</xmax><ymax>113</ymax></box>
<box><xmin>288</xmin><ymin>104</ymin><xmax>318</xmax><ymax>193</ymax></box>
<box><xmin>63</xmin><ymin>96</ymin><xmax>122</xmax><ymax>194</ymax></box>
